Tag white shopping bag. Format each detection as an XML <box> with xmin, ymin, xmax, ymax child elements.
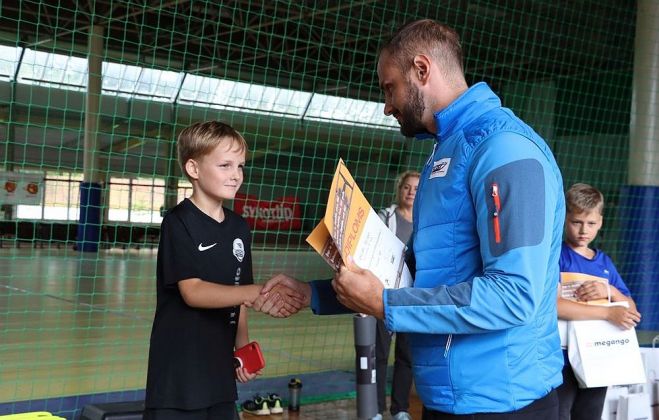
<box><xmin>615</xmin><ymin>393</ymin><xmax>652</xmax><ymax>420</ymax></box>
<box><xmin>640</xmin><ymin>335</ymin><xmax>659</xmax><ymax>415</ymax></box>
<box><xmin>640</xmin><ymin>348</ymin><xmax>659</xmax><ymax>405</ymax></box>
<box><xmin>602</xmin><ymin>386</ymin><xmax>629</xmax><ymax>420</ymax></box>
<box><xmin>568</xmin><ymin>319</ymin><xmax>646</xmax><ymax>388</ymax></box>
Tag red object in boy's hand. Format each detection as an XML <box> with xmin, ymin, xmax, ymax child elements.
<box><xmin>234</xmin><ymin>341</ymin><xmax>265</xmax><ymax>374</ymax></box>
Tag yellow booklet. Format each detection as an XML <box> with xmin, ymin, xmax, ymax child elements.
<box><xmin>306</xmin><ymin>159</ymin><xmax>412</xmax><ymax>289</ymax></box>
<box><xmin>560</xmin><ymin>272</ymin><xmax>610</xmax><ymax>305</ymax></box>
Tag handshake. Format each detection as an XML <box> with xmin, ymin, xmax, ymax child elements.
<box><xmin>246</xmin><ymin>274</ymin><xmax>313</xmax><ymax>318</ymax></box>
<box><xmin>245</xmin><ymin>258</ymin><xmax>387</xmax><ymax>319</ymax></box>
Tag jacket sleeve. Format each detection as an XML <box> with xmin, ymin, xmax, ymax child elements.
<box><xmin>309</xmin><ymin>279</ymin><xmax>353</xmax><ymax>315</ymax></box>
<box><xmin>385</xmin><ymin>132</ymin><xmax>563</xmax><ymax>334</ymax></box>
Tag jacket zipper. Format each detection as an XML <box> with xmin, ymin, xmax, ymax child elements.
<box><xmin>426</xmin><ymin>141</ymin><xmax>437</xmax><ymax>166</ymax></box>
<box><xmin>443</xmin><ymin>334</ymin><xmax>452</xmax><ymax>358</ymax></box>
<box><xmin>416</xmin><ymin>140</ymin><xmax>438</xmax><ymax>231</ymax></box>
<box><xmin>491</xmin><ymin>183</ymin><xmax>501</xmax><ymax>244</ymax></box>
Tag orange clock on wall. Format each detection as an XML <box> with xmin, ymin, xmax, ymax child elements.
<box><xmin>26</xmin><ymin>183</ymin><xmax>39</xmax><ymax>195</ymax></box>
<box><xmin>5</xmin><ymin>180</ymin><xmax>16</xmax><ymax>193</ymax></box>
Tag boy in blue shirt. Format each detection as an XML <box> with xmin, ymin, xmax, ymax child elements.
<box><xmin>557</xmin><ymin>183</ymin><xmax>641</xmax><ymax>420</ymax></box>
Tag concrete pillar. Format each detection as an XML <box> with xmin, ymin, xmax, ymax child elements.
<box><xmin>77</xmin><ymin>24</ymin><xmax>104</xmax><ymax>252</ymax></box>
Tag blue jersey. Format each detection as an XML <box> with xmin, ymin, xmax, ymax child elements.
<box><xmin>559</xmin><ymin>242</ymin><xmax>631</xmax><ymax>296</ymax></box>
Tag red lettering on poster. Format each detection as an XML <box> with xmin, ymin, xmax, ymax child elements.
<box><xmin>233</xmin><ymin>193</ymin><xmax>302</xmax><ymax>230</ymax></box>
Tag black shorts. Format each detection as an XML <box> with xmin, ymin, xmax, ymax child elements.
<box><xmin>422</xmin><ymin>389</ymin><xmax>558</xmax><ymax>420</ymax></box>
<box><xmin>143</xmin><ymin>401</ymin><xmax>239</xmax><ymax>420</ymax></box>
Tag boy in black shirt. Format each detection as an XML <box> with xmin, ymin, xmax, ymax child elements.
<box><xmin>144</xmin><ymin>121</ymin><xmax>301</xmax><ymax>419</ymax></box>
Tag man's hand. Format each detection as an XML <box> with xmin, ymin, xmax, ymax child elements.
<box><xmin>332</xmin><ymin>257</ymin><xmax>385</xmax><ymax>319</ymax></box>
<box><xmin>248</xmin><ymin>274</ymin><xmax>311</xmax><ymax>318</ymax></box>
<box><xmin>606</xmin><ymin>306</ymin><xmax>641</xmax><ymax>330</ymax></box>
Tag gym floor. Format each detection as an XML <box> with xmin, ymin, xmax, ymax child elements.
<box><xmin>2</xmin><ymin>247</ymin><xmax>656</xmax><ymax>419</ymax></box>
<box><xmin>0</xmin><ymin>247</ymin><xmax>413</xmax><ymax>419</ymax></box>
<box><xmin>239</xmin><ymin>393</ymin><xmax>424</xmax><ymax>419</ymax></box>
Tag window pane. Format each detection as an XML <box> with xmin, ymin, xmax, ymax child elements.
<box><xmin>18</xmin><ymin>49</ymin><xmax>46</xmax><ymax>81</ymax></box>
<box><xmin>68</xmin><ymin>179</ymin><xmax>81</xmax><ymax>221</ymax></box>
<box><xmin>149</xmin><ymin>185</ymin><xmax>165</xmax><ymax>224</ymax></box>
<box><xmin>46</xmin><ymin>172</ymin><xmax>72</xmax><ymax>180</ymax></box>
<box><xmin>138</xmin><ymin>177</ymin><xmax>165</xmax><ymax>186</ymax></box>
<box><xmin>108</xmin><ymin>178</ymin><xmax>130</xmax><ymax>222</ymax></box>
<box><xmin>44</xmin><ymin>207</ymin><xmax>70</xmax><ymax>220</ymax></box>
<box><xmin>179</xmin><ymin>74</ymin><xmax>220</xmax><ymax>103</ymax></box>
<box><xmin>0</xmin><ymin>45</ymin><xmax>21</xmax><ymax>81</ymax></box>
<box><xmin>306</xmin><ymin>93</ymin><xmax>398</xmax><ymax>128</ymax></box>
<box><xmin>177</xmin><ymin>179</ymin><xmax>192</xmax><ymax>203</ymax></box>
<box><xmin>68</xmin><ymin>206</ymin><xmax>80</xmax><ymax>220</ymax></box>
<box><xmin>18</xmin><ymin>49</ymin><xmax>87</xmax><ymax>89</ymax></box>
<box><xmin>130</xmin><ymin>182</ymin><xmax>156</xmax><ymax>223</ymax></box>
<box><xmin>102</xmin><ymin>62</ymin><xmax>141</xmax><ymax>96</ymax></box>
<box><xmin>179</xmin><ymin>75</ymin><xmax>310</xmax><ymax>117</ymax></box>
<box><xmin>135</xmin><ymin>68</ymin><xmax>182</xmax><ymax>101</ymax></box>
<box><xmin>16</xmin><ymin>205</ymin><xmax>42</xmax><ymax>219</ymax></box>
<box><xmin>43</xmin><ymin>179</ymin><xmax>71</xmax><ymax>220</ymax></box>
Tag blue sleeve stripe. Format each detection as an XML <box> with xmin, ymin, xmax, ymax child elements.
<box><xmin>387</xmin><ymin>280</ymin><xmax>473</xmax><ymax>308</ymax></box>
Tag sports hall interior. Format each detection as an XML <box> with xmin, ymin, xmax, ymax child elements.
<box><xmin>0</xmin><ymin>1</ymin><xmax>657</xmax><ymax>419</ymax></box>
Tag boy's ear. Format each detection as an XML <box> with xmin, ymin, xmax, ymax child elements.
<box><xmin>185</xmin><ymin>159</ymin><xmax>199</xmax><ymax>180</ymax></box>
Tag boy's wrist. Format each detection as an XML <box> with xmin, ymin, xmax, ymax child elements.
<box><xmin>604</xmin><ymin>306</ymin><xmax>613</xmax><ymax>321</ymax></box>
<box><xmin>250</xmin><ymin>284</ymin><xmax>263</xmax><ymax>301</ymax></box>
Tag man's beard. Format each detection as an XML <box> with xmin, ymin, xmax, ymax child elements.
<box><xmin>398</xmin><ymin>82</ymin><xmax>426</xmax><ymax>137</ymax></box>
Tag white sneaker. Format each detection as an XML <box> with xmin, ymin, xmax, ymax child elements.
<box><xmin>392</xmin><ymin>412</ymin><xmax>412</xmax><ymax>420</ymax></box>
<box><xmin>370</xmin><ymin>414</ymin><xmax>383</xmax><ymax>420</ymax></box>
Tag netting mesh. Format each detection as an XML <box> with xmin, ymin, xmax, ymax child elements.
<box><xmin>0</xmin><ymin>1</ymin><xmax>657</xmax><ymax>417</ymax></box>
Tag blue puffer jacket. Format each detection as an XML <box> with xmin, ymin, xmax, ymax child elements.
<box><xmin>383</xmin><ymin>82</ymin><xmax>565</xmax><ymax>414</ymax></box>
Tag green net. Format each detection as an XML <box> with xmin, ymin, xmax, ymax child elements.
<box><xmin>0</xmin><ymin>1</ymin><xmax>657</xmax><ymax>417</ymax></box>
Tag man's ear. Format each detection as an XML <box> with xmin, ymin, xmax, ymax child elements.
<box><xmin>185</xmin><ymin>159</ymin><xmax>199</xmax><ymax>180</ymax></box>
<box><xmin>412</xmin><ymin>54</ymin><xmax>431</xmax><ymax>83</ymax></box>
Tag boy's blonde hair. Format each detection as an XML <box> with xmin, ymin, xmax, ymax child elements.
<box><xmin>566</xmin><ymin>183</ymin><xmax>605</xmax><ymax>215</ymax></box>
<box><xmin>177</xmin><ymin>121</ymin><xmax>248</xmax><ymax>181</ymax></box>
<box><xmin>395</xmin><ymin>170</ymin><xmax>420</xmax><ymax>206</ymax></box>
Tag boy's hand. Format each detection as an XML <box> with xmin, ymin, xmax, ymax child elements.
<box><xmin>235</xmin><ymin>366</ymin><xmax>262</xmax><ymax>383</ymax></box>
<box><xmin>247</xmin><ymin>274</ymin><xmax>311</xmax><ymax>318</ymax></box>
<box><xmin>575</xmin><ymin>280</ymin><xmax>608</xmax><ymax>302</ymax></box>
<box><xmin>606</xmin><ymin>306</ymin><xmax>641</xmax><ymax>329</ymax></box>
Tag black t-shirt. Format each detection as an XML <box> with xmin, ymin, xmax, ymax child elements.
<box><xmin>145</xmin><ymin>198</ymin><xmax>254</xmax><ymax>410</ymax></box>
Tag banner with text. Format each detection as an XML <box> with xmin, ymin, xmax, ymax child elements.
<box><xmin>233</xmin><ymin>193</ymin><xmax>302</xmax><ymax>230</ymax></box>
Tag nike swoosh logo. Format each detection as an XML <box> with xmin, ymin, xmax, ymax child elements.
<box><xmin>198</xmin><ymin>243</ymin><xmax>218</xmax><ymax>251</ymax></box>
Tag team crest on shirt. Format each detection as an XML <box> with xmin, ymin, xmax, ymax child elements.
<box><xmin>430</xmin><ymin>158</ymin><xmax>451</xmax><ymax>178</ymax></box>
<box><xmin>233</xmin><ymin>238</ymin><xmax>245</xmax><ymax>262</ymax></box>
